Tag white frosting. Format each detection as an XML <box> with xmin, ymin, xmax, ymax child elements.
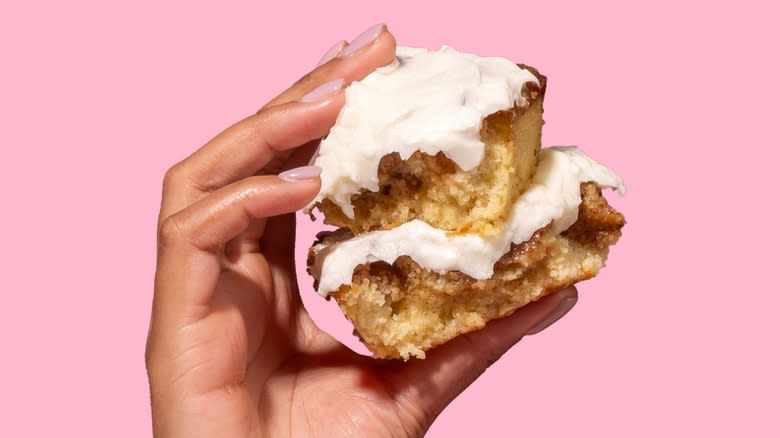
<box><xmin>311</xmin><ymin>147</ymin><xmax>625</xmax><ymax>295</ymax></box>
<box><xmin>311</xmin><ymin>45</ymin><xmax>540</xmax><ymax>217</ymax></box>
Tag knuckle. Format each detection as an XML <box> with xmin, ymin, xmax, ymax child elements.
<box><xmin>158</xmin><ymin>215</ymin><xmax>186</xmax><ymax>247</ymax></box>
<box><xmin>162</xmin><ymin>162</ymin><xmax>187</xmax><ymax>190</ymax></box>
<box><xmin>145</xmin><ymin>339</ymin><xmax>155</xmax><ymax>373</ymax></box>
<box><xmin>145</xmin><ymin>332</ymin><xmax>163</xmax><ymax>383</ymax></box>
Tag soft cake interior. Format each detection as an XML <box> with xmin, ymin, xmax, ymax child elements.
<box><xmin>315</xmin><ymin>67</ymin><xmax>546</xmax><ymax>237</ymax></box>
<box><xmin>312</xmin><ymin>183</ymin><xmax>625</xmax><ymax>359</ymax></box>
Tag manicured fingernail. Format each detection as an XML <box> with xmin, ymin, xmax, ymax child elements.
<box><xmin>338</xmin><ymin>23</ymin><xmax>386</xmax><ymax>58</ymax></box>
<box><xmin>317</xmin><ymin>40</ymin><xmax>347</xmax><ymax>66</ymax></box>
<box><xmin>526</xmin><ymin>296</ymin><xmax>578</xmax><ymax>335</ymax></box>
<box><xmin>279</xmin><ymin>165</ymin><xmax>322</xmax><ymax>181</ymax></box>
<box><xmin>298</xmin><ymin>78</ymin><xmax>345</xmax><ymax>103</ymax></box>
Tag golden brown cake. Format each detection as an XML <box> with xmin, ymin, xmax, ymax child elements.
<box><xmin>307</xmin><ymin>46</ymin><xmax>626</xmax><ymax>360</ymax></box>
<box><xmin>311</xmin><ymin>183</ymin><xmax>624</xmax><ymax>359</ymax></box>
<box><xmin>316</xmin><ymin>69</ymin><xmax>545</xmax><ymax>237</ymax></box>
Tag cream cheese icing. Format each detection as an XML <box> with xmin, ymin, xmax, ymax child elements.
<box><xmin>310</xmin><ymin>45</ymin><xmax>540</xmax><ymax>218</ymax></box>
<box><xmin>311</xmin><ymin>147</ymin><xmax>625</xmax><ymax>295</ymax></box>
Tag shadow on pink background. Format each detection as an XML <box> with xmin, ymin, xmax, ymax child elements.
<box><xmin>1</xmin><ymin>0</ymin><xmax>777</xmax><ymax>436</ymax></box>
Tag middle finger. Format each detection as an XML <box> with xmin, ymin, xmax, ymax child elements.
<box><xmin>161</xmin><ymin>83</ymin><xmax>342</xmax><ymax>219</ymax></box>
<box><xmin>161</xmin><ymin>25</ymin><xmax>397</xmax><ymax>219</ymax></box>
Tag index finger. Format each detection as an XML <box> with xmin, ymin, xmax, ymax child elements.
<box><xmin>262</xmin><ymin>24</ymin><xmax>395</xmax><ymax>109</ymax></box>
<box><xmin>160</xmin><ymin>25</ymin><xmax>396</xmax><ymax>219</ymax></box>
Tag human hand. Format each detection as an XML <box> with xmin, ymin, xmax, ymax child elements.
<box><xmin>146</xmin><ymin>24</ymin><xmax>579</xmax><ymax>438</ymax></box>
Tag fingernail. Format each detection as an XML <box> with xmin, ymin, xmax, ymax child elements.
<box><xmin>298</xmin><ymin>78</ymin><xmax>345</xmax><ymax>103</ymax></box>
<box><xmin>307</xmin><ymin>144</ymin><xmax>321</xmax><ymax>166</ymax></box>
<box><xmin>338</xmin><ymin>23</ymin><xmax>386</xmax><ymax>58</ymax></box>
<box><xmin>317</xmin><ymin>40</ymin><xmax>347</xmax><ymax>66</ymax></box>
<box><xmin>526</xmin><ymin>296</ymin><xmax>578</xmax><ymax>335</ymax></box>
<box><xmin>279</xmin><ymin>165</ymin><xmax>322</xmax><ymax>181</ymax></box>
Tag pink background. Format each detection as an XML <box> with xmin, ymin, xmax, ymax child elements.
<box><xmin>2</xmin><ymin>0</ymin><xmax>778</xmax><ymax>436</ymax></box>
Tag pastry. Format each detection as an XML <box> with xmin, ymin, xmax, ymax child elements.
<box><xmin>307</xmin><ymin>46</ymin><xmax>625</xmax><ymax>359</ymax></box>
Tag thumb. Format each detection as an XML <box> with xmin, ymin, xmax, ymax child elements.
<box><xmin>386</xmin><ymin>287</ymin><xmax>578</xmax><ymax>429</ymax></box>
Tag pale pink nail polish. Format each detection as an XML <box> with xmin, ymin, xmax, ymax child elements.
<box><xmin>526</xmin><ymin>296</ymin><xmax>578</xmax><ymax>335</ymax></box>
<box><xmin>338</xmin><ymin>23</ymin><xmax>386</xmax><ymax>58</ymax></box>
<box><xmin>279</xmin><ymin>165</ymin><xmax>322</xmax><ymax>181</ymax></box>
<box><xmin>317</xmin><ymin>40</ymin><xmax>347</xmax><ymax>66</ymax></box>
<box><xmin>298</xmin><ymin>78</ymin><xmax>345</xmax><ymax>103</ymax></box>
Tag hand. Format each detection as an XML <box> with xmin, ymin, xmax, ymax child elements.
<box><xmin>146</xmin><ymin>24</ymin><xmax>579</xmax><ymax>438</ymax></box>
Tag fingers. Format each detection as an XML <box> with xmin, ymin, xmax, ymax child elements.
<box><xmin>160</xmin><ymin>25</ymin><xmax>397</xmax><ymax>220</ymax></box>
<box><xmin>160</xmin><ymin>92</ymin><xmax>343</xmax><ymax>219</ymax></box>
<box><xmin>155</xmin><ymin>173</ymin><xmax>321</xmax><ymax>317</ymax></box>
<box><xmin>388</xmin><ymin>287</ymin><xmax>579</xmax><ymax>426</ymax></box>
<box><xmin>263</xmin><ymin>24</ymin><xmax>396</xmax><ymax>109</ymax></box>
<box><xmin>316</xmin><ymin>40</ymin><xmax>348</xmax><ymax>67</ymax></box>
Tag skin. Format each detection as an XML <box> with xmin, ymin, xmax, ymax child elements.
<box><xmin>146</xmin><ymin>26</ymin><xmax>578</xmax><ymax>438</ymax></box>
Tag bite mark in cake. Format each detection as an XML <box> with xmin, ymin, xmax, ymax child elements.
<box><xmin>309</xmin><ymin>46</ymin><xmax>545</xmax><ymax>236</ymax></box>
<box><xmin>307</xmin><ymin>45</ymin><xmax>626</xmax><ymax>359</ymax></box>
<box><xmin>310</xmin><ymin>147</ymin><xmax>624</xmax><ymax>295</ymax></box>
